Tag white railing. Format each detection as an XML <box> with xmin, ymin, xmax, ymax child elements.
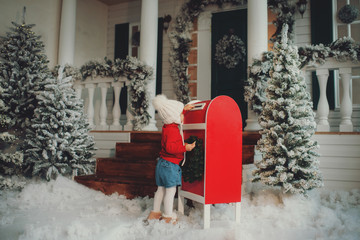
<box><xmin>73</xmin><ymin>58</ymin><xmax>359</xmax><ymax>132</ymax></box>
<box><xmin>305</xmin><ymin>58</ymin><xmax>360</xmax><ymax>132</ymax></box>
<box><xmin>73</xmin><ymin>77</ymin><xmax>134</xmax><ymax>131</ymax></box>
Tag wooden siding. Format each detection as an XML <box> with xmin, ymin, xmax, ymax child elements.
<box><xmin>313</xmin><ymin>133</ymin><xmax>360</xmax><ymax>190</ymax></box>
<box><xmin>89</xmin><ymin>131</ymin><xmax>130</xmax><ymax>157</ymax></box>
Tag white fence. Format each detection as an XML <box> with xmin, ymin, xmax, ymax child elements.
<box><xmin>74</xmin><ymin>58</ymin><xmax>360</xmax><ymax>132</ymax></box>
<box><xmin>304</xmin><ymin>58</ymin><xmax>360</xmax><ymax>132</ymax></box>
<box><xmin>73</xmin><ymin>76</ymin><xmax>134</xmax><ymax>131</ymax></box>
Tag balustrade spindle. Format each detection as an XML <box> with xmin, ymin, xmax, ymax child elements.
<box><xmin>97</xmin><ymin>82</ymin><xmax>110</xmax><ymax>130</ymax></box>
<box><xmin>85</xmin><ymin>83</ymin><xmax>96</xmax><ymax>129</ymax></box>
<box><xmin>316</xmin><ymin>69</ymin><xmax>330</xmax><ymax>132</ymax></box>
<box><xmin>110</xmin><ymin>82</ymin><xmax>122</xmax><ymax>130</ymax></box>
<box><xmin>124</xmin><ymin>83</ymin><xmax>134</xmax><ymax>131</ymax></box>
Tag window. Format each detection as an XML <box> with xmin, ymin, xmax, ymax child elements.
<box><xmin>333</xmin><ymin>0</ymin><xmax>360</xmax><ymax>109</ymax></box>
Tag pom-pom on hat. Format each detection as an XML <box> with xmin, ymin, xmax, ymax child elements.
<box><xmin>153</xmin><ymin>94</ymin><xmax>184</xmax><ymax>124</ymax></box>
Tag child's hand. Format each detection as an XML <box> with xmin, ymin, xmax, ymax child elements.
<box><xmin>185</xmin><ymin>141</ymin><xmax>196</xmax><ymax>151</ymax></box>
<box><xmin>184</xmin><ymin>104</ymin><xmax>195</xmax><ymax>111</ymax></box>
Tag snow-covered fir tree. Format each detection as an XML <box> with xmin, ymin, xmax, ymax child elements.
<box><xmin>0</xmin><ymin>20</ymin><xmax>49</xmax><ymax>131</ymax></box>
<box><xmin>24</xmin><ymin>67</ymin><xmax>96</xmax><ymax>180</ymax></box>
<box><xmin>253</xmin><ymin>25</ymin><xmax>323</xmax><ymax>195</ymax></box>
<box><xmin>0</xmin><ymin>86</ymin><xmax>25</xmax><ymax>189</ymax></box>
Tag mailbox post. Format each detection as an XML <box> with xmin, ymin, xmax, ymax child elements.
<box><xmin>178</xmin><ymin>95</ymin><xmax>243</xmax><ymax>229</ymax></box>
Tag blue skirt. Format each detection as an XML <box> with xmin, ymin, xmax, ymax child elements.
<box><xmin>155</xmin><ymin>158</ymin><xmax>182</xmax><ymax>188</ymax></box>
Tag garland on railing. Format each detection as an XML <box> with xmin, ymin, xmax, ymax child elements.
<box><xmin>51</xmin><ymin>64</ymin><xmax>82</xmax><ymax>82</ymax></box>
<box><xmin>52</xmin><ymin>56</ymin><xmax>153</xmax><ymax>130</ymax></box>
<box><xmin>299</xmin><ymin>37</ymin><xmax>360</xmax><ymax>67</ymax></box>
<box><xmin>114</xmin><ymin>57</ymin><xmax>152</xmax><ymax>131</ymax></box>
<box><xmin>80</xmin><ymin>57</ymin><xmax>113</xmax><ymax>79</ymax></box>
<box><xmin>245</xmin><ymin>36</ymin><xmax>360</xmax><ymax>113</ymax></box>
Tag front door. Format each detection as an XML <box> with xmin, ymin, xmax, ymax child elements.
<box><xmin>211</xmin><ymin>9</ymin><xmax>247</xmax><ymax>127</ymax></box>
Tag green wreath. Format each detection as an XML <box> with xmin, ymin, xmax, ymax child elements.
<box><xmin>215</xmin><ymin>34</ymin><xmax>246</xmax><ymax>69</ymax></box>
<box><xmin>338</xmin><ymin>5</ymin><xmax>359</xmax><ymax>24</ymax></box>
<box><xmin>181</xmin><ymin>135</ymin><xmax>204</xmax><ymax>183</ymax></box>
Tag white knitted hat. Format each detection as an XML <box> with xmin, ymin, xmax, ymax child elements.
<box><xmin>152</xmin><ymin>94</ymin><xmax>184</xmax><ymax>124</ymax></box>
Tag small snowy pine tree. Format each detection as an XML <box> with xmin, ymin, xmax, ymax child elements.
<box><xmin>253</xmin><ymin>25</ymin><xmax>323</xmax><ymax>195</ymax></box>
<box><xmin>0</xmin><ymin>86</ymin><xmax>25</xmax><ymax>189</ymax></box>
<box><xmin>0</xmin><ymin>20</ymin><xmax>49</xmax><ymax>131</ymax></box>
<box><xmin>24</xmin><ymin>67</ymin><xmax>96</xmax><ymax>180</ymax></box>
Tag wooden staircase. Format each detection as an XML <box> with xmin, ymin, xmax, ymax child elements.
<box><xmin>75</xmin><ymin>131</ymin><xmax>260</xmax><ymax>199</ymax></box>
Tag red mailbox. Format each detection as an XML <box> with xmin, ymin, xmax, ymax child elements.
<box><xmin>178</xmin><ymin>95</ymin><xmax>242</xmax><ymax>229</ymax></box>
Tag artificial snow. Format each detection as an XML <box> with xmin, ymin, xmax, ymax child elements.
<box><xmin>0</xmin><ymin>176</ymin><xmax>359</xmax><ymax>240</ymax></box>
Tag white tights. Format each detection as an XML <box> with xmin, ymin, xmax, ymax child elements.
<box><xmin>153</xmin><ymin>186</ymin><xmax>176</xmax><ymax>217</ymax></box>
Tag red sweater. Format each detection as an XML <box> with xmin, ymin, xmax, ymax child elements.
<box><xmin>159</xmin><ymin>123</ymin><xmax>186</xmax><ymax>165</ymax></box>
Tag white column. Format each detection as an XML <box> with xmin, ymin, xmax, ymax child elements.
<box><xmin>316</xmin><ymin>69</ymin><xmax>330</xmax><ymax>132</ymax></box>
<box><xmin>339</xmin><ymin>68</ymin><xmax>353</xmax><ymax>132</ymax></box>
<box><xmin>110</xmin><ymin>82</ymin><xmax>122</xmax><ymax>130</ymax></box>
<box><xmin>139</xmin><ymin>0</ymin><xmax>158</xmax><ymax>131</ymax></box>
<box><xmin>58</xmin><ymin>0</ymin><xmax>77</xmax><ymax>65</ymax></box>
<box><xmin>245</xmin><ymin>0</ymin><xmax>267</xmax><ymax>131</ymax></box>
<box><xmin>97</xmin><ymin>83</ymin><xmax>110</xmax><ymax>130</ymax></box>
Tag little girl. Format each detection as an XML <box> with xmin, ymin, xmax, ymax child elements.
<box><xmin>146</xmin><ymin>94</ymin><xmax>195</xmax><ymax>224</ymax></box>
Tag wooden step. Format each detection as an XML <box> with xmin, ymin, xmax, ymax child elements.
<box><xmin>115</xmin><ymin>142</ymin><xmax>161</xmax><ymax>159</ymax></box>
<box><xmin>95</xmin><ymin>157</ymin><xmax>156</xmax><ymax>178</ymax></box>
<box><xmin>75</xmin><ymin>131</ymin><xmax>261</xmax><ymax>199</ymax></box>
<box><xmin>242</xmin><ymin>145</ymin><xmax>255</xmax><ymax>164</ymax></box>
<box><xmin>74</xmin><ymin>175</ymin><xmax>157</xmax><ymax>198</ymax></box>
<box><xmin>243</xmin><ymin>132</ymin><xmax>261</xmax><ymax>145</ymax></box>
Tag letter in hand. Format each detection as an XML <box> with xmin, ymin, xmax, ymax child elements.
<box><xmin>185</xmin><ymin>141</ymin><xmax>196</xmax><ymax>151</ymax></box>
<box><xmin>184</xmin><ymin>104</ymin><xmax>195</xmax><ymax>111</ymax></box>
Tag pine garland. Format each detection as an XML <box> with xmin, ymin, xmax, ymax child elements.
<box><xmin>52</xmin><ymin>56</ymin><xmax>153</xmax><ymax>130</ymax></box>
<box><xmin>114</xmin><ymin>57</ymin><xmax>152</xmax><ymax>130</ymax></box>
<box><xmin>245</xmin><ymin>51</ymin><xmax>274</xmax><ymax>114</ymax></box>
<box><xmin>299</xmin><ymin>37</ymin><xmax>360</xmax><ymax>67</ymax></box>
<box><xmin>268</xmin><ymin>0</ymin><xmax>296</xmax><ymax>43</ymax></box>
<box><xmin>80</xmin><ymin>57</ymin><xmax>113</xmax><ymax>80</ymax></box>
<box><xmin>52</xmin><ymin>64</ymin><xmax>82</xmax><ymax>82</ymax></box>
<box><xmin>181</xmin><ymin>135</ymin><xmax>204</xmax><ymax>183</ymax></box>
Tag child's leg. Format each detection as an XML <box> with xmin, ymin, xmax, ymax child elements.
<box><xmin>163</xmin><ymin>186</ymin><xmax>177</xmax><ymax>217</ymax></box>
<box><xmin>153</xmin><ymin>186</ymin><xmax>165</xmax><ymax>212</ymax></box>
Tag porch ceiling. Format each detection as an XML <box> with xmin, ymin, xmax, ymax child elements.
<box><xmin>98</xmin><ymin>0</ymin><xmax>138</xmax><ymax>5</ymax></box>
